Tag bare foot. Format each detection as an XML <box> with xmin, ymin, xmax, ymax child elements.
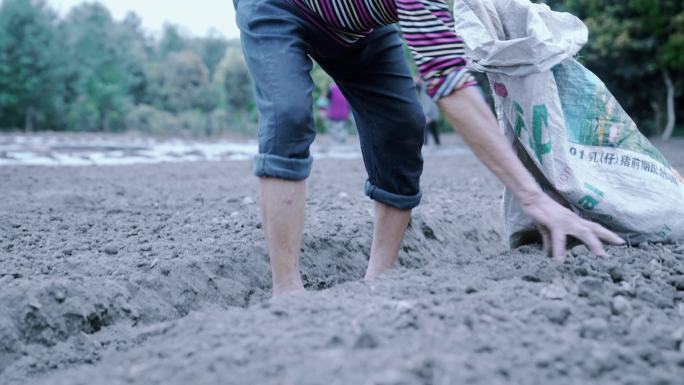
<box><xmin>364</xmin><ymin>202</ymin><xmax>411</xmax><ymax>281</ymax></box>
<box><xmin>272</xmin><ymin>281</ymin><xmax>305</xmax><ymax>298</ymax></box>
<box><xmin>364</xmin><ymin>266</ymin><xmax>393</xmax><ymax>280</ymax></box>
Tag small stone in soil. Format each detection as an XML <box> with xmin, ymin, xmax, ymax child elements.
<box><xmin>611</xmin><ymin>296</ymin><xmax>631</xmax><ymax>316</ymax></box>
<box><xmin>103</xmin><ymin>246</ymin><xmax>118</xmax><ymax>255</ymax></box>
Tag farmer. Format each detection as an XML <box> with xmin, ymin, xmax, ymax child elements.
<box><xmin>416</xmin><ymin>77</ymin><xmax>442</xmax><ymax>146</ymax></box>
<box><xmin>320</xmin><ymin>82</ymin><xmax>353</xmax><ymax>145</ymax></box>
<box><xmin>233</xmin><ymin>0</ymin><xmax>624</xmax><ymax>297</ymax></box>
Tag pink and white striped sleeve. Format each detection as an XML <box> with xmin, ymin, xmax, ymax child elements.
<box><xmin>396</xmin><ymin>0</ymin><xmax>478</xmax><ymax>100</ymax></box>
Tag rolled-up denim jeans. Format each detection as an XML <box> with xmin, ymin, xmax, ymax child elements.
<box><xmin>235</xmin><ymin>0</ymin><xmax>425</xmax><ymax>210</ymax></box>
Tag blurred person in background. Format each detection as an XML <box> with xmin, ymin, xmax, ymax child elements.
<box><xmin>416</xmin><ymin>77</ymin><xmax>441</xmax><ymax>146</ymax></box>
<box><xmin>318</xmin><ymin>82</ymin><xmax>352</xmax><ymax>145</ymax></box>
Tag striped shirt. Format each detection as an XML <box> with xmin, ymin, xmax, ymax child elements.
<box><xmin>289</xmin><ymin>0</ymin><xmax>477</xmax><ymax>100</ymax></box>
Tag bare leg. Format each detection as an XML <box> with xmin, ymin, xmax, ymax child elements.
<box><xmin>365</xmin><ymin>201</ymin><xmax>412</xmax><ymax>279</ymax></box>
<box><xmin>259</xmin><ymin>177</ymin><xmax>306</xmax><ymax>297</ymax></box>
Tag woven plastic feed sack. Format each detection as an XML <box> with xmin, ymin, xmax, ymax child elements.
<box><xmin>452</xmin><ymin>0</ymin><xmax>684</xmax><ymax>247</ymax></box>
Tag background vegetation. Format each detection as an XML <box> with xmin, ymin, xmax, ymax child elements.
<box><xmin>541</xmin><ymin>0</ymin><xmax>684</xmax><ymax>139</ymax></box>
<box><xmin>0</xmin><ymin>0</ymin><xmax>256</xmax><ymax>137</ymax></box>
<box><xmin>0</xmin><ymin>0</ymin><xmax>681</xmax><ymax>138</ymax></box>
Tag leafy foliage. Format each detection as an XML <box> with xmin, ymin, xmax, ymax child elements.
<box><xmin>0</xmin><ymin>0</ymin><xmax>681</xmax><ymax>137</ymax></box>
<box><xmin>0</xmin><ymin>0</ymin><xmax>255</xmax><ymax>136</ymax></box>
<box><xmin>0</xmin><ymin>0</ymin><xmax>64</xmax><ymax>131</ymax></box>
<box><xmin>540</xmin><ymin>0</ymin><xmax>683</xmax><ymax>135</ymax></box>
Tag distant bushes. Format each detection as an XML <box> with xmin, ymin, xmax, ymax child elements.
<box><xmin>124</xmin><ymin>105</ymin><xmax>252</xmax><ymax>138</ymax></box>
<box><xmin>2</xmin><ymin>0</ymin><xmax>680</xmax><ymax>138</ymax></box>
<box><xmin>540</xmin><ymin>0</ymin><xmax>684</xmax><ymax>138</ymax></box>
<box><xmin>0</xmin><ymin>0</ymin><xmax>259</xmax><ymax>136</ymax></box>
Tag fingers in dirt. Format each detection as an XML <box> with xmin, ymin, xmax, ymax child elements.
<box><xmin>588</xmin><ymin>222</ymin><xmax>625</xmax><ymax>245</ymax></box>
<box><xmin>539</xmin><ymin>226</ymin><xmax>551</xmax><ymax>257</ymax></box>
<box><xmin>576</xmin><ymin>229</ymin><xmax>608</xmax><ymax>258</ymax></box>
<box><xmin>551</xmin><ymin>229</ymin><xmax>567</xmax><ymax>263</ymax></box>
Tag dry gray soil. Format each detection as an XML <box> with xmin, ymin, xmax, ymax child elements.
<box><xmin>1</xmin><ymin>138</ymin><xmax>683</xmax><ymax>385</ymax></box>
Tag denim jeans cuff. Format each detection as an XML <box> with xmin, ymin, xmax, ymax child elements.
<box><xmin>364</xmin><ymin>180</ymin><xmax>422</xmax><ymax>210</ymax></box>
<box><xmin>254</xmin><ymin>154</ymin><xmax>313</xmax><ymax>181</ymax></box>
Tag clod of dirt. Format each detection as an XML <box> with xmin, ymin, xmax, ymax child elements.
<box><xmin>608</xmin><ymin>266</ymin><xmax>625</xmax><ymax>283</ymax></box>
<box><xmin>533</xmin><ymin>303</ymin><xmax>572</xmax><ymax>325</ymax></box>
<box><xmin>354</xmin><ymin>331</ymin><xmax>380</xmax><ymax>350</ymax></box>
<box><xmin>540</xmin><ymin>284</ymin><xmax>567</xmax><ymax>300</ymax></box>
<box><xmin>669</xmin><ymin>275</ymin><xmax>684</xmax><ymax>291</ymax></box>
<box><xmin>611</xmin><ymin>296</ymin><xmax>631</xmax><ymax>316</ymax></box>
<box><xmin>580</xmin><ymin>318</ymin><xmax>609</xmax><ymax>339</ymax></box>
<box><xmin>102</xmin><ymin>246</ymin><xmax>118</xmax><ymax>255</ymax></box>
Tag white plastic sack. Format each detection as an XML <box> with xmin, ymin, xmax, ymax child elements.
<box><xmin>453</xmin><ymin>0</ymin><xmax>684</xmax><ymax>246</ymax></box>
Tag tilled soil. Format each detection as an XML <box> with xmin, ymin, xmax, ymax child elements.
<box><xmin>1</xmin><ymin>138</ymin><xmax>683</xmax><ymax>385</ymax></box>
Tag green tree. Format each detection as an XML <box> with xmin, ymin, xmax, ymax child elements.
<box><xmin>62</xmin><ymin>3</ymin><xmax>134</xmax><ymax>131</ymax></box>
<box><xmin>0</xmin><ymin>0</ymin><xmax>64</xmax><ymax>131</ymax></box>
<box><xmin>159</xmin><ymin>24</ymin><xmax>188</xmax><ymax>58</ymax></box>
<box><xmin>214</xmin><ymin>48</ymin><xmax>253</xmax><ymax>128</ymax></box>
<box><xmin>544</xmin><ymin>0</ymin><xmax>684</xmax><ymax>138</ymax></box>
<box><xmin>195</xmin><ymin>30</ymin><xmax>230</xmax><ymax>78</ymax></box>
<box><xmin>120</xmin><ymin>12</ymin><xmax>154</xmax><ymax>105</ymax></box>
<box><xmin>154</xmin><ymin>50</ymin><xmax>213</xmax><ymax>113</ymax></box>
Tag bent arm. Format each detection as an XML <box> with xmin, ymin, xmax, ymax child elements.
<box><xmin>437</xmin><ymin>87</ymin><xmax>624</xmax><ymax>261</ymax></box>
<box><xmin>396</xmin><ymin>0</ymin><xmax>477</xmax><ymax>99</ymax></box>
<box><xmin>437</xmin><ymin>86</ymin><xmax>544</xmax><ymax>206</ymax></box>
